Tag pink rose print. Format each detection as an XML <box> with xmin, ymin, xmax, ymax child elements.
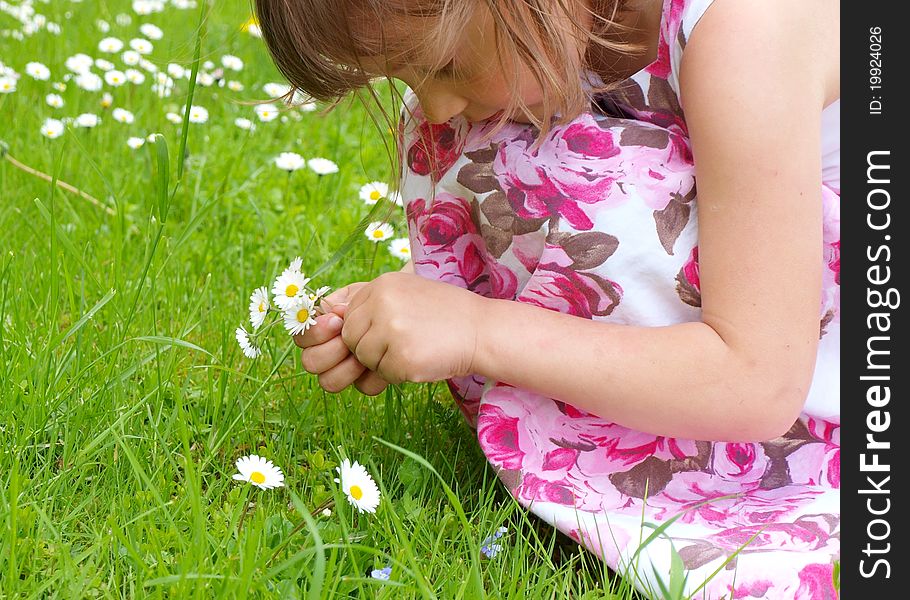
<box><xmin>493</xmin><ymin>114</ymin><xmax>628</xmax><ymax>230</ymax></box>
<box><xmin>407</xmin><ymin>119</ymin><xmax>465</xmax><ymax>179</ymax></box>
<box><xmin>406</xmin><ymin>193</ymin><xmax>478</xmax><ymax>248</ymax></box>
<box><xmin>517</xmin><ymin>472</ymin><xmax>576</xmax><ymax>506</ymax></box>
<box><xmin>828</xmin><ymin>241</ymin><xmax>840</xmax><ymax>285</ymax></box>
<box><xmin>711</xmin><ymin>443</ymin><xmax>770</xmax><ymax>484</ymax></box>
<box><xmin>645</xmin><ymin>0</ymin><xmax>686</xmax><ymax>79</ymax></box>
<box><xmin>795</xmin><ymin>562</ymin><xmax>838</xmax><ymax>600</ymax></box>
<box><xmin>477</xmin><ymin>403</ymin><xmax>525</xmax><ymax>470</ymax></box>
<box><xmin>518</xmin><ymin>244</ymin><xmax>622</xmax><ymax>318</ymax></box>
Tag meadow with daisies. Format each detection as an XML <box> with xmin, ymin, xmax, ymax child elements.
<box><xmin>0</xmin><ymin>1</ymin><xmax>658</xmax><ymax>598</ymax></box>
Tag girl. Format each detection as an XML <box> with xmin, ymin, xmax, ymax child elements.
<box><xmin>257</xmin><ymin>0</ymin><xmax>840</xmax><ymax>597</ymax></box>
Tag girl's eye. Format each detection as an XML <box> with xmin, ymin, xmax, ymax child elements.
<box><xmin>432</xmin><ymin>59</ymin><xmax>459</xmax><ymax>79</ymax></box>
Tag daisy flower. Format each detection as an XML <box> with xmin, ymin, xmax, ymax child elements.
<box><xmin>307</xmin><ymin>157</ymin><xmax>338</xmax><ymax>175</ymax></box>
<box><xmin>307</xmin><ymin>285</ymin><xmax>332</xmax><ymax>304</ymax></box>
<box><xmin>98</xmin><ymin>37</ymin><xmax>124</xmax><ymax>53</ymax></box>
<box><xmin>321</xmin><ymin>508</ymin><xmax>332</xmax><ymax>517</ymax></box>
<box><xmin>139</xmin><ymin>58</ymin><xmax>158</xmax><ymax>73</ymax></box>
<box><xmin>334</xmin><ymin>459</ymin><xmax>380</xmax><ymax>514</ymax></box>
<box><xmin>221</xmin><ymin>54</ymin><xmax>243</xmax><ymax>71</ymax></box>
<box><xmin>166</xmin><ymin>63</ymin><xmax>185</xmax><ymax>79</ymax></box>
<box><xmin>388</xmin><ymin>238</ymin><xmax>411</xmax><ymax>261</ymax></box>
<box><xmin>25</xmin><ymin>61</ymin><xmax>50</xmax><ymax>80</ymax></box>
<box><xmin>196</xmin><ymin>72</ymin><xmax>215</xmax><ymax>87</ymax></box>
<box><xmin>74</xmin><ymin>113</ymin><xmax>100</xmax><ymax>128</ymax></box>
<box><xmin>232</xmin><ymin>454</ymin><xmax>285</xmax><ymax>490</ymax></box>
<box><xmin>65</xmin><ymin>53</ymin><xmax>94</xmax><ymax>74</ymax></box>
<box><xmin>116</xmin><ymin>13</ymin><xmax>133</xmax><ymax>27</ymax></box>
<box><xmin>40</xmin><ymin>118</ymin><xmax>64</xmax><ymax>139</ymax></box>
<box><xmin>187</xmin><ymin>105</ymin><xmax>208</xmax><ymax>123</ymax></box>
<box><xmin>96</xmin><ymin>19</ymin><xmax>111</xmax><ymax>33</ymax></box>
<box><xmin>104</xmin><ymin>70</ymin><xmax>126</xmax><ymax>87</ymax></box>
<box><xmin>126</xmin><ymin>136</ymin><xmax>145</xmax><ymax>149</ymax></box>
<box><xmin>129</xmin><ymin>38</ymin><xmax>153</xmax><ymax>54</ymax></box>
<box><xmin>254</xmin><ymin>103</ymin><xmax>279</xmax><ymax>122</ymax></box>
<box><xmin>139</xmin><ymin>23</ymin><xmax>163</xmax><ymax>40</ymax></box>
<box><xmin>272</xmin><ymin>270</ymin><xmax>310</xmax><ymax>311</ymax></box>
<box><xmin>282</xmin><ymin>296</ymin><xmax>317</xmax><ymax>336</ymax></box>
<box><xmin>358</xmin><ymin>181</ymin><xmax>388</xmax><ymax>205</ymax></box>
<box><xmin>112</xmin><ymin>108</ymin><xmax>135</xmax><ymax>124</ymax></box>
<box><xmin>122</xmin><ymin>50</ymin><xmax>141</xmax><ymax>66</ymax></box>
<box><xmin>248</xmin><ymin>286</ymin><xmax>269</xmax><ymax>330</ymax></box>
<box><xmin>74</xmin><ymin>72</ymin><xmax>103</xmax><ymax>92</ymax></box>
<box><xmin>227</xmin><ymin>80</ymin><xmax>244</xmax><ymax>92</ymax></box>
<box><xmin>100</xmin><ymin>92</ymin><xmax>114</xmax><ymax>108</ymax></box>
<box><xmin>364</xmin><ymin>222</ymin><xmax>394</xmax><ymax>243</ymax></box>
<box><xmin>274</xmin><ymin>152</ymin><xmax>305</xmax><ymax>172</ymax></box>
<box><xmin>235</xmin><ymin>325</ymin><xmax>261</xmax><ymax>359</ymax></box>
<box><xmin>95</xmin><ymin>59</ymin><xmax>115</xmax><ymax>72</ymax></box>
<box><xmin>165</xmin><ymin>111</ymin><xmax>182</xmax><ymax>124</ymax></box>
<box><xmin>234</xmin><ymin>117</ymin><xmax>254</xmax><ymax>131</ymax></box>
<box><xmin>52</xmin><ymin>81</ymin><xmax>67</xmax><ymax>92</ymax></box>
<box><xmin>45</xmin><ymin>93</ymin><xmax>64</xmax><ymax>108</ymax></box>
<box><xmin>263</xmin><ymin>82</ymin><xmax>290</xmax><ymax>98</ymax></box>
<box><xmin>203</xmin><ymin>60</ymin><xmax>215</xmax><ymax>70</ymax></box>
<box><xmin>388</xmin><ymin>191</ymin><xmax>404</xmax><ymax>207</ymax></box>
<box><xmin>125</xmin><ymin>69</ymin><xmax>145</xmax><ymax>84</ymax></box>
<box><xmin>370</xmin><ymin>566</ymin><xmax>392</xmax><ymax>581</ymax></box>
<box><xmin>0</xmin><ymin>76</ymin><xmax>16</xmax><ymax>94</ymax></box>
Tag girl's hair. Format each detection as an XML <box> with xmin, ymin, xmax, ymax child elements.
<box><xmin>253</xmin><ymin>0</ymin><xmax>646</xmax><ymax>229</ymax></box>
<box><xmin>253</xmin><ymin>0</ymin><xmax>644</xmax><ymax>130</ymax></box>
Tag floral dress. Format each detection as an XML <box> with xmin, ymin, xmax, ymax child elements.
<box><xmin>397</xmin><ymin>1</ymin><xmax>840</xmax><ymax>597</ymax></box>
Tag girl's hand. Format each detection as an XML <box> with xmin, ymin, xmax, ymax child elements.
<box><xmin>293</xmin><ymin>282</ymin><xmax>390</xmax><ymax>396</ymax></box>
<box><xmin>339</xmin><ymin>271</ymin><xmax>485</xmax><ymax>385</ymax></box>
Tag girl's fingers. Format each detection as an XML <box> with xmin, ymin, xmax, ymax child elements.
<box><xmin>317</xmin><ymin>353</ymin><xmax>367</xmax><ymax>394</ymax></box>
<box><xmin>292</xmin><ymin>312</ymin><xmax>343</xmax><ymax>348</ymax></box>
<box><xmin>300</xmin><ymin>336</ymin><xmax>350</xmax><ymax>375</ymax></box>
<box><xmin>353</xmin><ymin>370</ymin><xmax>389</xmax><ymax>397</ymax></box>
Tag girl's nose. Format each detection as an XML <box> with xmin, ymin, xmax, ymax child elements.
<box><xmin>416</xmin><ymin>87</ymin><xmax>470</xmax><ymax>124</ymax></box>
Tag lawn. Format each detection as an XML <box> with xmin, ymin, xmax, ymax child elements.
<box><xmin>0</xmin><ymin>1</ymin><xmax>638</xmax><ymax>597</ymax></box>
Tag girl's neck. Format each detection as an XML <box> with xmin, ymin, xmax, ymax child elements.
<box><xmin>586</xmin><ymin>0</ymin><xmax>664</xmax><ymax>84</ymax></box>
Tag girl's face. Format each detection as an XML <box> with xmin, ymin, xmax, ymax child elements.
<box><xmin>359</xmin><ymin>4</ymin><xmax>587</xmax><ymax>124</ymax></box>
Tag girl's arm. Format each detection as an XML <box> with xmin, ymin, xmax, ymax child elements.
<box><xmin>472</xmin><ymin>0</ymin><xmax>830</xmax><ymax>442</ymax></box>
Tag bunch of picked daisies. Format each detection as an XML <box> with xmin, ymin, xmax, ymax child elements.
<box><xmin>235</xmin><ymin>257</ymin><xmax>331</xmax><ymax>359</ymax></box>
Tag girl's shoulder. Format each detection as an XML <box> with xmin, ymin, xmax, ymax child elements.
<box><xmin>674</xmin><ymin>0</ymin><xmax>839</xmax><ymax>107</ymax></box>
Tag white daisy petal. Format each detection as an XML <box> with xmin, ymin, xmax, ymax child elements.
<box><xmin>364</xmin><ymin>222</ymin><xmax>394</xmax><ymax>243</ymax></box>
<box><xmin>233</xmin><ymin>454</ymin><xmax>285</xmax><ymax>490</ymax></box>
<box><xmin>336</xmin><ymin>458</ymin><xmax>380</xmax><ymax>514</ymax></box>
<box><xmin>282</xmin><ymin>297</ymin><xmax>317</xmax><ymax>336</ymax></box>
<box><xmin>248</xmin><ymin>286</ymin><xmax>270</xmax><ymax>330</ymax></box>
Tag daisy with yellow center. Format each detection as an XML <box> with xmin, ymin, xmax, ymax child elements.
<box><xmin>364</xmin><ymin>222</ymin><xmax>394</xmax><ymax>243</ymax></box>
<box><xmin>248</xmin><ymin>286</ymin><xmax>270</xmax><ymax>330</ymax></box>
<box><xmin>271</xmin><ymin>258</ymin><xmax>311</xmax><ymax>310</ymax></box>
<box><xmin>358</xmin><ymin>181</ymin><xmax>388</xmax><ymax>205</ymax></box>
<box><xmin>232</xmin><ymin>454</ymin><xmax>285</xmax><ymax>490</ymax></box>
<box><xmin>388</xmin><ymin>238</ymin><xmax>411</xmax><ymax>261</ymax></box>
<box><xmin>282</xmin><ymin>296</ymin><xmax>317</xmax><ymax>336</ymax></box>
<box><xmin>334</xmin><ymin>459</ymin><xmax>380</xmax><ymax>514</ymax></box>
<box><xmin>235</xmin><ymin>325</ymin><xmax>261</xmax><ymax>359</ymax></box>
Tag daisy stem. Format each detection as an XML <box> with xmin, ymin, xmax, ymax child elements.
<box><xmin>236</xmin><ymin>486</ymin><xmax>252</xmax><ymax>536</ymax></box>
<box><xmin>368</xmin><ymin>243</ymin><xmax>379</xmax><ymax>280</ymax></box>
<box><xmin>265</xmin><ymin>497</ymin><xmax>335</xmax><ymax>567</ymax></box>
<box><xmin>283</xmin><ymin>171</ymin><xmax>291</xmax><ymax>207</ymax></box>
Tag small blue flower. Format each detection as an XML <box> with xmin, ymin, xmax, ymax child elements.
<box><xmin>370</xmin><ymin>565</ymin><xmax>392</xmax><ymax>580</ymax></box>
<box><xmin>480</xmin><ymin>526</ymin><xmax>509</xmax><ymax>558</ymax></box>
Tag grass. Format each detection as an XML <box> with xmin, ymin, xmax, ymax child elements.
<box><xmin>0</xmin><ymin>1</ymin><xmax>648</xmax><ymax>597</ymax></box>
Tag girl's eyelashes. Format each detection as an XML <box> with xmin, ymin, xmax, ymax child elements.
<box><xmin>431</xmin><ymin>58</ymin><xmax>458</xmax><ymax>79</ymax></box>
